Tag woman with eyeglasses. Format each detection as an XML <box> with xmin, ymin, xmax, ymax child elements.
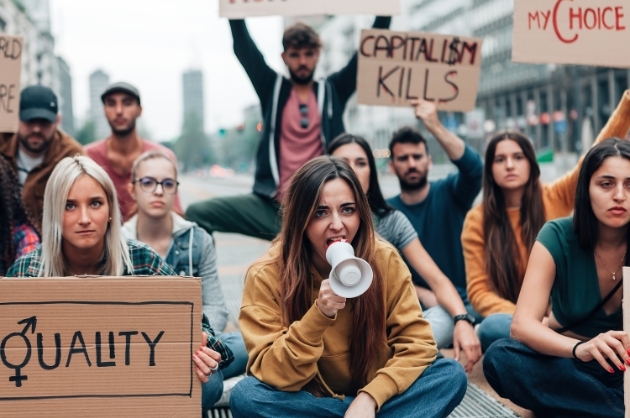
<box><xmin>123</xmin><ymin>151</ymin><xmax>248</xmax><ymax>382</ymax></box>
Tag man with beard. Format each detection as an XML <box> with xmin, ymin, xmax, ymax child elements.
<box><xmin>0</xmin><ymin>85</ymin><xmax>84</xmax><ymax>234</ymax></box>
<box><xmin>86</xmin><ymin>82</ymin><xmax>182</xmax><ymax>221</ymax></box>
<box><xmin>387</xmin><ymin>99</ymin><xmax>483</xmax><ymax>330</ymax></box>
<box><xmin>186</xmin><ymin>17</ymin><xmax>391</xmax><ymax>240</ymax></box>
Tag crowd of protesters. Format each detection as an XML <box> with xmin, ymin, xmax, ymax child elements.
<box><xmin>1</xmin><ymin>14</ymin><xmax>630</xmax><ymax>418</ymax></box>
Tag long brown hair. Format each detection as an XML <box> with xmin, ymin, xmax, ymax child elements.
<box><xmin>278</xmin><ymin>156</ymin><xmax>386</xmax><ymax>391</ymax></box>
<box><xmin>482</xmin><ymin>132</ymin><xmax>546</xmax><ymax>303</ymax></box>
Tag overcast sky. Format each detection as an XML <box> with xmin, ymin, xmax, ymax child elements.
<box><xmin>49</xmin><ymin>0</ymin><xmax>284</xmax><ymax>141</ymax></box>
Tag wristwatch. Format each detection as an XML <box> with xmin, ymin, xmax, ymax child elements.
<box><xmin>453</xmin><ymin>314</ymin><xmax>476</xmax><ymax>326</ymax></box>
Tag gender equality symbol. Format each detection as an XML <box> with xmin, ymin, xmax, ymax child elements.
<box><xmin>0</xmin><ymin>317</ymin><xmax>37</xmax><ymax>387</ymax></box>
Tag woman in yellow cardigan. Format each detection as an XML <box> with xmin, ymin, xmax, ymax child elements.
<box><xmin>462</xmin><ymin>92</ymin><xmax>630</xmax><ymax>351</ymax></box>
<box><xmin>230</xmin><ymin>156</ymin><xmax>466</xmax><ymax>418</ymax></box>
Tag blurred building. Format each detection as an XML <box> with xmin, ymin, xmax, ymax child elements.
<box><xmin>56</xmin><ymin>56</ymin><xmax>75</xmax><ymax>136</ymax></box>
<box><xmin>1</xmin><ymin>0</ymin><xmax>76</xmax><ymax>134</ymax></box>
<box><xmin>313</xmin><ymin>0</ymin><xmax>630</xmax><ymax>159</ymax></box>
<box><xmin>89</xmin><ymin>69</ymin><xmax>110</xmax><ymax>139</ymax></box>
<box><xmin>19</xmin><ymin>0</ymin><xmax>58</xmax><ymax>93</ymax></box>
<box><xmin>0</xmin><ymin>0</ymin><xmax>39</xmax><ymax>87</ymax></box>
<box><xmin>182</xmin><ymin>69</ymin><xmax>205</xmax><ymax>131</ymax></box>
<box><xmin>472</xmin><ymin>0</ymin><xmax>629</xmax><ymax>155</ymax></box>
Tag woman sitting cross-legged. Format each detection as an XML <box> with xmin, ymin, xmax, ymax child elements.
<box><xmin>123</xmin><ymin>150</ymin><xmax>247</xmax><ymax>379</ymax></box>
<box><xmin>229</xmin><ymin>156</ymin><xmax>467</xmax><ymax>418</ymax></box>
<box><xmin>5</xmin><ymin>155</ymin><xmax>233</xmax><ymax>417</ymax></box>
<box><xmin>483</xmin><ymin>138</ymin><xmax>630</xmax><ymax>417</ymax></box>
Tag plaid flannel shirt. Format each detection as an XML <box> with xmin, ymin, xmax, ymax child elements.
<box><xmin>12</xmin><ymin>222</ymin><xmax>40</xmax><ymax>259</ymax></box>
<box><xmin>4</xmin><ymin>239</ymin><xmax>234</xmax><ymax>367</ymax></box>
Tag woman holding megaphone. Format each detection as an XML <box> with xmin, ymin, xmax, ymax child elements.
<box><xmin>329</xmin><ymin>134</ymin><xmax>482</xmax><ymax>372</ymax></box>
<box><xmin>230</xmin><ymin>156</ymin><xmax>466</xmax><ymax>418</ymax></box>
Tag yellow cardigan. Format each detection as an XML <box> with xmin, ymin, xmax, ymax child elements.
<box><xmin>463</xmin><ymin>90</ymin><xmax>630</xmax><ymax>317</ymax></box>
<box><xmin>239</xmin><ymin>239</ymin><xmax>437</xmax><ymax>411</ymax></box>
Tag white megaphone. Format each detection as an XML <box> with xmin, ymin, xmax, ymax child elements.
<box><xmin>326</xmin><ymin>240</ymin><xmax>373</xmax><ymax>298</ymax></box>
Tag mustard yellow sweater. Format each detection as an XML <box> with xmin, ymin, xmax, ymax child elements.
<box><xmin>239</xmin><ymin>239</ymin><xmax>437</xmax><ymax>410</ymax></box>
<box><xmin>462</xmin><ymin>90</ymin><xmax>630</xmax><ymax>317</ymax></box>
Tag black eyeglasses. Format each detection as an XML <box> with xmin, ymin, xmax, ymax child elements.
<box><xmin>299</xmin><ymin>104</ymin><xmax>309</xmax><ymax>129</ymax></box>
<box><xmin>133</xmin><ymin>177</ymin><xmax>179</xmax><ymax>194</ymax></box>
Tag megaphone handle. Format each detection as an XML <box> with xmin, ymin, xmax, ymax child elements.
<box><xmin>317</xmin><ymin>279</ymin><xmax>347</xmax><ymax>318</ymax></box>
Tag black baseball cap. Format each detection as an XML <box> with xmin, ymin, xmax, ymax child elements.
<box><xmin>19</xmin><ymin>85</ymin><xmax>58</xmax><ymax>123</ymax></box>
<box><xmin>101</xmin><ymin>82</ymin><xmax>141</xmax><ymax>105</ymax></box>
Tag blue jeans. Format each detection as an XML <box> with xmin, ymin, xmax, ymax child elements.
<box><xmin>484</xmin><ymin>339</ymin><xmax>624</xmax><ymax>417</ymax></box>
<box><xmin>230</xmin><ymin>358</ymin><xmax>467</xmax><ymax>418</ymax></box>
<box><xmin>477</xmin><ymin>313</ymin><xmax>512</xmax><ymax>352</ymax></box>
<box><xmin>202</xmin><ymin>371</ymin><xmax>224</xmax><ymax>416</ymax></box>
<box><xmin>423</xmin><ymin>299</ymin><xmax>483</xmax><ymax>349</ymax></box>
<box><xmin>216</xmin><ymin>331</ymin><xmax>248</xmax><ymax>379</ymax></box>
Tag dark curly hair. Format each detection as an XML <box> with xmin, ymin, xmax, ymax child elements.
<box><xmin>0</xmin><ymin>155</ymin><xmax>35</xmax><ymax>272</ymax></box>
<box><xmin>282</xmin><ymin>22</ymin><xmax>322</xmax><ymax>50</ymax></box>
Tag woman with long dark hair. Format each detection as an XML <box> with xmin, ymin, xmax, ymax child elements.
<box><xmin>230</xmin><ymin>156</ymin><xmax>466</xmax><ymax>418</ymax></box>
<box><xmin>0</xmin><ymin>155</ymin><xmax>38</xmax><ymax>275</ymax></box>
<box><xmin>483</xmin><ymin>138</ymin><xmax>630</xmax><ymax>417</ymax></box>
<box><xmin>328</xmin><ymin>134</ymin><xmax>481</xmax><ymax>372</ymax></box>
<box><xmin>463</xmin><ymin>104</ymin><xmax>630</xmax><ymax>351</ymax></box>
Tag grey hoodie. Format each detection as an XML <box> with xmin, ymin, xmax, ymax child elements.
<box><xmin>123</xmin><ymin>212</ymin><xmax>229</xmax><ymax>332</ymax></box>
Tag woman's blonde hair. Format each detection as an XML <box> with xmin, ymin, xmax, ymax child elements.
<box><xmin>40</xmin><ymin>155</ymin><xmax>133</xmax><ymax>277</ymax></box>
<box><xmin>130</xmin><ymin>150</ymin><xmax>178</xmax><ymax>181</ymax></box>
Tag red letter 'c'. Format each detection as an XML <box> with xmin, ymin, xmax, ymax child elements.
<box><xmin>553</xmin><ymin>0</ymin><xmax>579</xmax><ymax>43</ymax></box>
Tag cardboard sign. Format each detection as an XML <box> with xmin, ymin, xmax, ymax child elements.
<box><xmin>357</xmin><ymin>29</ymin><xmax>483</xmax><ymax>112</ymax></box>
<box><xmin>0</xmin><ymin>276</ymin><xmax>202</xmax><ymax>417</ymax></box>
<box><xmin>0</xmin><ymin>35</ymin><xmax>22</xmax><ymax>133</ymax></box>
<box><xmin>219</xmin><ymin>0</ymin><xmax>400</xmax><ymax>19</ymax></box>
<box><xmin>513</xmin><ymin>0</ymin><xmax>630</xmax><ymax>68</ymax></box>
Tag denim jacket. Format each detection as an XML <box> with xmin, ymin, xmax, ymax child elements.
<box><xmin>123</xmin><ymin>213</ymin><xmax>229</xmax><ymax>332</ymax></box>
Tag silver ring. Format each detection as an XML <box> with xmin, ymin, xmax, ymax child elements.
<box><xmin>208</xmin><ymin>364</ymin><xmax>220</xmax><ymax>376</ymax></box>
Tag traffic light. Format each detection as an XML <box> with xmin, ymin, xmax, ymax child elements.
<box><xmin>218</xmin><ymin>128</ymin><xmax>227</xmax><ymax>138</ymax></box>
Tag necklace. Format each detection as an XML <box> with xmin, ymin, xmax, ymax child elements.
<box><xmin>595</xmin><ymin>250</ymin><xmax>627</xmax><ymax>281</ymax></box>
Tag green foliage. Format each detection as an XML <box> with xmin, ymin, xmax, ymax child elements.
<box><xmin>176</xmin><ymin>112</ymin><xmax>215</xmax><ymax>172</ymax></box>
<box><xmin>75</xmin><ymin>120</ymin><xmax>97</xmax><ymax>146</ymax></box>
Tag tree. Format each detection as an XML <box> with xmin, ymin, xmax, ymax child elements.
<box><xmin>176</xmin><ymin>112</ymin><xmax>215</xmax><ymax>172</ymax></box>
<box><xmin>75</xmin><ymin>120</ymin><xmax>97</xmax><ymax>145</ymax></box>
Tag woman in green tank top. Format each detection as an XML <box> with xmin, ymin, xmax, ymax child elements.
<box><xmin>483</xmin><ymin>138</ymin><xmax>630</xmax><ymax>417</ymax></box>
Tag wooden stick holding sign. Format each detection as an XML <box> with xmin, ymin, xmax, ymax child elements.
<box><xmin>219</xmin><ymin>0</ymin><xmax>400</xmax><ymax>19</ymax></box>
<box><xmin>357</xmin><ymin>29</ymin><xmax>483</xmax><ymax>112</ymax></box>
<box><xmin>624</xmin><ymin>266</ymin><xmax>630</xmax><ymax>417</ymax></box>
<box><xmin>513</xmin><ymin>0</ymin><xmax>630</xmax><ymax>68</ymax></box>
<box><xmin>0</xmin><ymin>34</ymin><xmax>22</xmax><ymax>133</ymax></box>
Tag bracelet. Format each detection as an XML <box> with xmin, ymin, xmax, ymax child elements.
<box><xmin>572</xmin><ymin>341</ymin><xmax>585</xmax><ymax>359</ymax></box>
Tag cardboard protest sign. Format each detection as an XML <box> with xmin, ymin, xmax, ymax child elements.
<box><xmin>0</xmin><ymin>34</ymin><xmax>22</xmax><ymax>133</ymax></box>
<box><xmin>357</xmin><ymin>29</ymin><xmax>483</xmax><ymax>112</ymax></box>
<box><xmin>0</xmin><ymin>276</ymin><xmax>202</xmax><ymax>417</ymax></box>
<box><xmin>219</xmin><ymin>0</ymin><xmax>399</xmax><ymax>19</ymax></box>
<box><xmin>513</xmin><ymin>0</ymin><xmax>630</xmax><ymax>68</ymax></box>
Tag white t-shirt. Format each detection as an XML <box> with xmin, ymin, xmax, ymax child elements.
<box><xmin>17</xmin><ymin>149</ymin><xmax>44</xmax><ymax>187</ymax></box>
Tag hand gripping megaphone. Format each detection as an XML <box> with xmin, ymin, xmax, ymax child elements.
<box><xmin>326</xmin><ymin>240</ymin><xmax>373</xmax><ymax>298</ymax></box>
